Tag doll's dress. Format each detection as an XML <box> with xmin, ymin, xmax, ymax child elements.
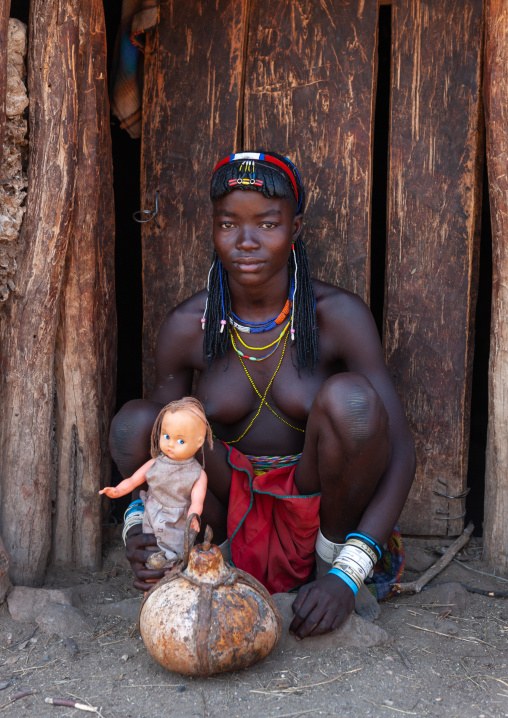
<box><xmin>140</xmin><ymin>453</ymin><xmax>202</xmax><ymax>560</ymax></box>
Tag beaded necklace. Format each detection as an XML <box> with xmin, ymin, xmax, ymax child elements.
<box><xmin>230</xmin><ymin>280</ymin><xmax>294</xmax><ymax>334</ymax></box>
<box><xmin>226</xmin><ymin>331</ymin><xmax>290</xmax><ymax>444</ymax></box>
<box><xmin>230</xmin><ymin>332</ymin><xmax>283</xmax><ymax>362</ymax></box>
<box><xmin>231</xmin><ymin>322</ymin><xmax>289</xmax><ymax>362</ymax></box>
<box><xmin>227</xmin><ymin>329</ymin><xmax>306</xmax><ymax>440</ymax></box>
<box><xmin>233</xmin><ymin>321</ymin><xmax>289</xmax><ymax>350</ymax></box>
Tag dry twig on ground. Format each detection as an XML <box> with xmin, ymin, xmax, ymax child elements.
<box><xmin>392</xmin><ymin>522</ymin><xmax>474</xmax><ymax>594</ymax></box>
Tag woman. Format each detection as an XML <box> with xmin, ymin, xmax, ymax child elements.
<box><xmin>110</xmin><ymin>151</ymin><xmax>416</xmax><ymax>639</ymax></box>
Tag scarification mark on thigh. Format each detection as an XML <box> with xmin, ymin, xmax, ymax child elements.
<box><xmin>345</xmin><ymin>385</ymin><xmax>374</xmax><ymax>443</ymax></box>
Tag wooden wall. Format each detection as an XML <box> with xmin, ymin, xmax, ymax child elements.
<box><xmin>483</xmin><ymin>0</ymin><xmax>508</xmax><ymax>574</ymax></box>
<box><xmin>140</xmin><ymin>0</ymin><xmax>485</xmax><ymax>537</ymax></box>
<box><xmin>384</xmin><ymin>0</ymin><xmax>483</xmax><ymax>535</ymax></box>
<box><xmin>0</xmin><ymin>0</ymin><xmax>116</xmax><ymax>584</ymax></box>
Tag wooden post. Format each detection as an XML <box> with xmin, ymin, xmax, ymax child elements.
<box><xmin>141</xmin><ymin>0</ymin><xmax>249</xmax><ymax>394</ymax></box>
<box><xmin>244</xmin><ymin>0</ymin><xmax>379</xmax><ymax>300</ymax></box>
<box><xmin>0</xmin><ymin>0</ymin><xmax>10</xmax><ymax>168</ymax></box>
<box><xmin>52</xmin><ymin>0</ymin><xmax>116</xmax><ymax>570</ymax></box>
<box><xmin>483</xmin><ymin>0</ymin><xmax>508</xmax><ymax>576</ymax></box>
<box><xmin>0</xmin><ymin>0</ymin><xmax>79</xmax><ymax>585</ymax></box>
<box><xmin>384</xmin><ymin>0</ymin><xmax>483</xmax><ymax>536</ymax></box>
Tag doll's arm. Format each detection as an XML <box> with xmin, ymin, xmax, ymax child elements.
<box><xmin>188</xmin><ymin>470</ymin><xmax>208</xmax><ymax>530</ymax></box>
<box><xmin>99</xmin><ymin>459</ymin><xmax>156</xmax><ymax>499</ymax></box>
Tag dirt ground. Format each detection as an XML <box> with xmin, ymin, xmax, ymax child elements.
<box><xmin>1</xmin><ymin>538</ymin><xmax>507</xmax><ymax>718</ymax></box>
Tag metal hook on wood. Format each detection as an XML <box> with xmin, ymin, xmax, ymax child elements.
<box><xmin>434</xmin><ymin>511</ymin><xmax>467</xmax><ymax>520</ymax></box>
<box><xmin>133</xmin><ymin>190</ymin><xmax>159</xmax><ymax>223</ymax></box>
<box><xmin>432</xmin><ymin>488</ymin><xmax>470</xmax><ymax>499</ymax></box>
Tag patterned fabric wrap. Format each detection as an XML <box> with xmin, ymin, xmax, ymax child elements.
<box><xmin>110</xmin><ymin>0</ymin><xmax>159</xmax><ymax>138</ymax></box>
<box><xmin>225</xmin><ymin>444</ymin><xmax>321</xmax><ymax>594</ymax></box>
<box><xmin>365</xmin><ymin>526</ymin><xmax>405</xmax><ymax>601</ymax></box>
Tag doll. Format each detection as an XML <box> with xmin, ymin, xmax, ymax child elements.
<box><xmin>100</xmin><ymin>397</ymin><xmax>213</xmax><ymax>568</ymax></box>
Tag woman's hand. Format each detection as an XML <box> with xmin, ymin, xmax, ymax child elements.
<box><xmin>125</xmin><ymin>525</ymin><xmax>167</xmax><ymax>591</ymax></box>
<box><xmin>289</xmin><ymin>574</ymin><xmax>355</xmax><ymax>639</ymax></box>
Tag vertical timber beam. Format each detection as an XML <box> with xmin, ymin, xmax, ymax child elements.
<box><xmin>141</xmin><ymin>0</ymin><xmax>249</xmax><ymax>394</ymax></box>
<box><xmin>385</xmin><ymin>0</ymin><xmax>483</xmax><ymax>535</ymax></box>
<box><xmin>244</xmin><ymin>0</ymin><xmax>379</xmax><ymax>298</ymax></box>
<box><xmin>484</xmin><ymin>0</ymin><xmax>508</xmax><ymax>575</ymax></box>
<box><xmin>0</xmin><ymin>0</ymin><xmax>79</xmax><ymax>584</ymax></box>
<box><xmin>52</xmin><ymin>0</ymin><xmax>116</xmax><ymax>570</ymax></box>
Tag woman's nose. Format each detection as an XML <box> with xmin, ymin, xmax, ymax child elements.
<box><xmin>236</xmin><ymin>226</ymin><xmax>259</xmax><ymax>249</ymax></box>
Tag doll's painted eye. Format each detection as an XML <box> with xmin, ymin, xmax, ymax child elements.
<box><xmin>177</xmin><ymin>439</ymin><xmax>185</xmax><ymax>445</ymax></box>
<box><xmin>163</xmin><ymin>434</ymin><xmax>169</xmax><ymax>440</ymax></box>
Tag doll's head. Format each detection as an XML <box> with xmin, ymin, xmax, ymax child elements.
<box><xmin>150</xmin><ymin>397</ymin><xmax>213</xmax><ymax>465</ymax></box>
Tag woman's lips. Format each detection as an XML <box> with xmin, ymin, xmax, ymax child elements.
<box><xmin>233</xmin><ymin>258</ymin><xmax>264</xmax><ymax>271</ymax></box>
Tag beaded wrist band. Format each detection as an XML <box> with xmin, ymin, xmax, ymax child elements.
<box><xmin>328</xmin><ymin>567</ymin><xmax>360</xmax><ymax>595</ymax></box>
<box><xmin>122</xmin><ymin>499</ymin><xmax>145</xmax><ymax>545</ymax></box>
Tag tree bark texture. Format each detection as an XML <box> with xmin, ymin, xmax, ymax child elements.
<box><xmin>0</xmin><ymin>18</ymin><xmax>28</xmax><ymax>304</ymax></box>
<box><xmin>384</xmin><ymin>0</ymin><xmax>483</xmax><ymax>535</ymax></box>
<box><xmin>0</xmin><ymin>0</ymin><xmax>116</xmax><ymax>585</ymax></box>
<box><xmin>244</xmin><ymin>0</ymin><xmax>378</xmax><ymax>300</ymax></box>
<box><xmin>483</xmin><ymin>0</ymin><xmax>508</xmax><ymax>576</ymax></box>
<box><xmin>52</xmin><ymin>0</ymin><xmax>116</xmax><ymax>571</ymax></box>
<box><xmin>0</xmin><ymin>0</ymin><xmax>80</xmax><ymax>585</ymax></box>
<box><xmin>0</xmin><ymin>0</ymin><xmax>10</xmax><ymax>168</ymax></box>
<box><xmin>140</xmin><ymin>0</ymin><xmax>249</xmax><ymax>394</ymax></box>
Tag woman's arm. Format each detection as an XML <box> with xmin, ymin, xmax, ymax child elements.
<box><xmin>335</xmin><ymin>293</ymin><xmax>416</xmax><ymax>544</ymax></box>
<box><xmin>290</xmin><ymin>290</ymin><xmax>416</xmax><ymax>639</ymax></box>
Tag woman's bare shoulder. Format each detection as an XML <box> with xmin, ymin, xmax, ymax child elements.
<box><xmin>312</xmin><ymin>279</ymin><xmax>370</xmax><ymax>321</ymax></box>
<box><xmin>155</xmin><ymin>290</ymin><xmax>207</xmax><ymax>355</ymax></box>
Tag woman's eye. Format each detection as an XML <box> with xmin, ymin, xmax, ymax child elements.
<box><xmin>220</xmin><ymin>222</ymin><xmax>234</xmax><ymax>229</ymax></box>
<box><xmin>260</xmin><ymin>222</ymin><xmax>276</xmax><ymax>229</ymax></box>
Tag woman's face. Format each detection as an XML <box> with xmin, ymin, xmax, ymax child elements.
<box><xmin>212</xmin><ymin>189</ymin><xmax>302</xmax><ymax>289</ymax></box>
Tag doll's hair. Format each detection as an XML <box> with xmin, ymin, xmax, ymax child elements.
<box><xmin>150</xmin><ymin>397</ymin><xmax>213</xmax><ymax>466</ymax></box>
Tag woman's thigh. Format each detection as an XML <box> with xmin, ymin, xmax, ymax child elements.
<box><xmin>294</xmin><ymin>372</ymin><xmax>391</xmax><ymax>541</ymax></box>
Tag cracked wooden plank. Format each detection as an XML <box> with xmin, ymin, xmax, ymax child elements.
<box><xmin>141</xmin><ymin>0</ymin><xmax>248</xmax><ymax>394</ymax></box>
<box><xmin>384</xmin><ymin>0</ymin><xmax>483</xmax><ymax>535</ymax></box>
<box><xmin>484</xmin><ymin>0</ymin><xmax>508</xmax><ymax>576</ymax></box>
<box><xmin>52</xmin><ymin>0</ymin><xmax>116</xmax><ymax>571</ymax></box>
<box><xmin>0</xmin><ymin>0</ymin><xmax>80</xmax><ymax>585</ymax></box>
<box><xmin>244</xmin><ymin>0</ymin><xmax>379</xmax><ymax>298</ymax></box>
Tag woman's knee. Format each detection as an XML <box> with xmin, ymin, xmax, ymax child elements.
<box><xmin>109</xmin><ymin>399</ymin><xmax>163</xmax><ymax>477</ymax></box>
<box><xmin>312</xmin><ymin>373</ymin><xmax>388</xmax><ymax>449</ymax></box>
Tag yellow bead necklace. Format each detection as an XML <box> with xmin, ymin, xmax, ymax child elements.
<box><xmin>228</xmin><ymin>332</ymin><xmax>305</xmax><ymax>442</ymax></box>
<box><xmin>233</xmin><ymin>320</ymin><xmax>290</xmax><ymax>351</ymax></box>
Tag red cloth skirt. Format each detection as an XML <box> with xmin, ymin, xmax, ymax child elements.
<box><xmin>225</xmin><ymin>444</ymin><xmax>321</xmax><ymax>594</ymax></box>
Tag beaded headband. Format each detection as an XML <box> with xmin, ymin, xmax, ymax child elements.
<box><xmin>211</xmin><ymin>152</ymin><xmax>303</xmax><ymax>213</ymax></box>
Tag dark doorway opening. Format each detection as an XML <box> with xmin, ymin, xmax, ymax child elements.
<box><xmin>370</xmin><ymin>4</ymin><xmax>391</xmax><ymax>341</ymax></box>
<box><xmin>104</xmin><ymin>3</ymin><xmax>144</xmax><ymax>412</ymax></box>
<box><xmin>465</xmin><ymin>155</ymin><xmax>492</xmax><ymax>536</ymax></box>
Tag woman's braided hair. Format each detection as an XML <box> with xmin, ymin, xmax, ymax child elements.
<box><xmin>205</xmin><ymin>151</ymin><xmax>319</xmax><ymax>374</ymax></box>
